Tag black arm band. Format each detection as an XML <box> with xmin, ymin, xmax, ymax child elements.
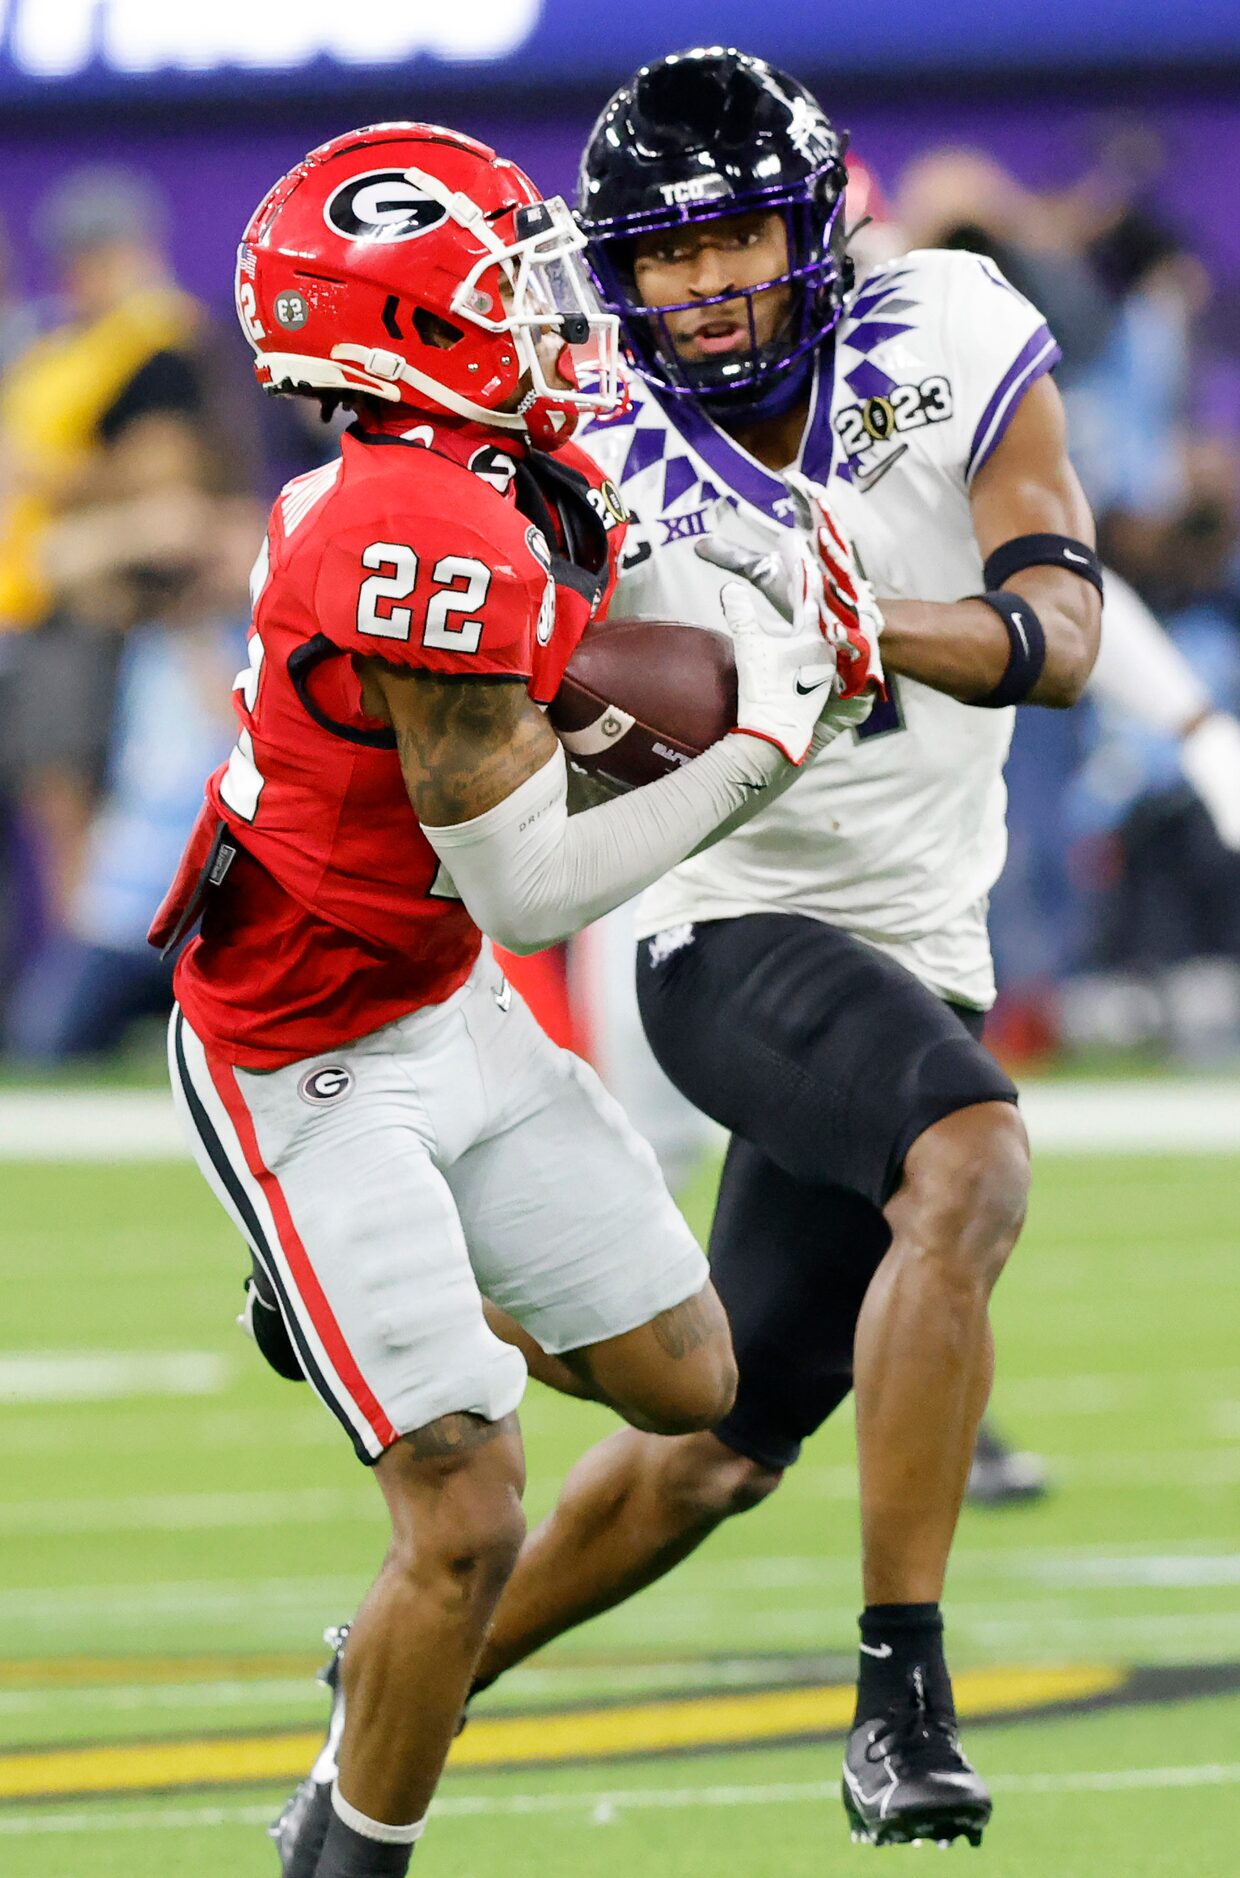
<box><xmin>976</xmin><ymin>590</ymin><xmax>1047</xmax><ymax>708</ymax></box>
<box><xmin>983</xmin><ymin>533</ymin><xmax>1104</xmax><ymax>598</ymax></box>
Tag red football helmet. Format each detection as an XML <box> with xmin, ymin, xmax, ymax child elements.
<box><xmin>235</xmin><ymin>122</ymin><xmax>621</xmax><ymax>445</ymax></box>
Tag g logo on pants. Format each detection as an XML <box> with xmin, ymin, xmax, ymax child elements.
<box><xmin>298</xmin><ymin>1065</ymin><xmax>354</xmax><ymax>1106</ymax></box>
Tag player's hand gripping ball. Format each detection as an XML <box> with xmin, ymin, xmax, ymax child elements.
<box><xmin>548</xmin><ymin>617</ymin><xmax>739</xmax><ymax>793</ymax></box>
<box><xmin>696</xmin><ymin>473</ymin><xmax>886</xmax><ymax>702</ymax></box>
<box><xmin>548</xmin><ymin>485</ymin><xmax>885</xmax><ymax>789</ymax></box>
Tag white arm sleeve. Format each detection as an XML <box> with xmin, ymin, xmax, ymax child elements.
<box><xmin>423</xmin><ymin>736</ymin><xmax>785</xmax><ymax>955</ymax></box>
<box><xmin>1090</xmin><ymin>568</ymin><xmax>1210</xmax><ymax>734</ymax></box>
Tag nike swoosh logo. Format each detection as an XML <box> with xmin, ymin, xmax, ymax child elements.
<box><xmin>859</xmin><ymin>1641</ymin><xmax>893</xmax><ymax>1658</ymax></box>
<box><xmin>1010</xmin><ymin>612</ymin><xmax>1029</xmax><ymax>656</ymax></box>
<box><xmin>852</xmin><ymin>443</ymin><xmax>909</xmax><ymax>493</ymax></box>
<box><xmin>794</xmin><ymin>675</ymin><xmax>834</xmax><ymax>696</ymax></box>
<box><xmin>1063</xmin><ymin>547</ymin><xmax>1088</xmax><ymax>564</ymax></box>
<box><xmin>843</xmin><ymin>1763</ymin><xmax>897</xmax><ymax>1808</ymax></box>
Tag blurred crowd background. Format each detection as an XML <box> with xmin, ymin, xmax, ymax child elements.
<box><xmin>2</xmin><ymin>6</ymin><xmax>1239</xmax><ymax>1073</ymax></box>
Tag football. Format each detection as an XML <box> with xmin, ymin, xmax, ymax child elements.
<box><xmin>548</xmin><ymin>616</ymin><xmax>738</xmax><ymax>792</ymax></box>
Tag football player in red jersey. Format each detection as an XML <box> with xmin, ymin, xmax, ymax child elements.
<box><xmin>153</xmin><ymin>124</ymin><xmax>877</xmax><ymax>1878</ymax></box>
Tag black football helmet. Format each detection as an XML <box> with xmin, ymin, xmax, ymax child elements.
<box><xmin>577</xmin><ymin>47</ymin><xmax>851</xmax><ymax>416</ymax></box>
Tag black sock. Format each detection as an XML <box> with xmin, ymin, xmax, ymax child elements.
<box><xmin>316</xmin><ymin>1811</ymin><xmax>414</xmax><ymax>1878</ymax></box>
<box><xmin>854</xmin><ymin>1603</ymin><xmax>955</xmax><ymax>1723</ymax></box>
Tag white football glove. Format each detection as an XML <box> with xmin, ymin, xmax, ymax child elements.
<box><xmin>697</xmin><ymin>470</ymin><xmax>885</xmax><ymax>703</ymax></box>
<box><xmin>1181</xmin><ymin>711</ymin><xmax>1240</xmax><ymax>851</ymax></box>
<box><xmin>721</xmin><ymin>578</ymin><xmax>839</xmax><ymax>766</ymax></box>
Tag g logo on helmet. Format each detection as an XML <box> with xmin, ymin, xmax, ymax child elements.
<box><xmin>298</xmin><ymin>1065</ymin><xmax>355</xmax><ymax>1106</ymax></box>
<box><xmin>324</xmin><ymin>171</ymin><xmax>449</xmax><ymax>244</ymax></box>
<box><xmin>525</xmin><ymin>525</ymin><xmax>552</xmax><ymax>571</ymax></box>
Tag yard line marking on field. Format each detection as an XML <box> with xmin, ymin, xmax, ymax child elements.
<box><xmin>994</xmin><ymin>1367</ymin><xmax>1240</xmax><ymax>1416</ymax></box>
<box><xmin>1</xmin><ymin>1763</ymin><xmax>1238</xmax><ymax>1836</ymax></box>
<box><xmin>0</xmin><ymin>1655</ymin><xmax>321</xmax><ymax>1691</ymax></box>
<box><xmin>588</xmin><ymin>1605</ymin><xmax>1240</xmax><ymax>1660</ymax></box>
<box><xmin>0</xmin><ymin>1679</ymin><xmax>325</xmax><ymax>1717</ymax></box>
<box><xmin>1</xmin><ymin>1403</ymin><xmax>335</xmax><ymax>1457</ymax></box>
<box><xmin>2</xmin><ymin>1635</ymin><xmax>1237</xmax><ymax>1728</ymax></box>
<box><xmin>2</xmin><ymin>1537</ymin><xmax>1230</xmax><ymax>1627</ymax></box>
<box><xmin>1018</xmin><ymin>1081</ymin><xmax>1240</xmax><ymax>1152</ymax></box>
<box><xmin>795</xmin><ymin>1448</ymin><xmax>1240</xmax><ymax>1499</ymax></box>
<box><xmin>0</xmin><ymin>1484</ymin><xmax>375</xmax><ymax>1535</ymax></box>
<box><xmin>0</xmin><ymin>1664</ymin><xmax>1118</xmax><ymax>1801</ymax></box>
<box><xmin>725</xmin><ymin>1537</ymin><xmax>1240</xmax><ymax>1590</ymax></box>
<box><xmin>0</xmin><ymin>1574</ymin><xmax>365</xmax><ymax>1625</ymax></box>
<box><xmin>0</xmin><ymin>1353</ymin><xmax>230</xmax><ymax>1406</ymax></box>
<box><xmin>4</xmin><ymin>1081</ymin><xmax>1239</xmax><ymax>1160</ymax></box>
<box><xmin>0</xmin><ymin>1091</ymin><xmax>185</xmax><ymax>1160</ymax></box>
<box><xmin>1054</xmin><ymin>1450</ymin><xmax>1240</xmax><ymax>1488</ymax></box>
<box><xmin>1025</xmin><ymin>1553</ymin><xmax>1240</xmax><ymax>1588</ymax></box>
<box><xmin>436</xmin><ymin>1760</ymin><xmax>1240</xmax><ymax>1814</ymax></box>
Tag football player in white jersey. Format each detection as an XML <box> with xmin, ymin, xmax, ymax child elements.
<box><xmin>463</xmin><ymin>50</ymin><xmax>1101</xmax><ymax>1850</ymax></box>
<box><xmin>281</xmin><ymin>49</ymin><xmax>1103</xmax><ymax>1854</ymax></box>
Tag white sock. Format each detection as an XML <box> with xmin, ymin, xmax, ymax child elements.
<box><xmin>331</xmin><ymin>1784</ymin><xmax>425</xmax><ymax>1846</ymax></box>
<box><xmin>311</xmin><ymin>1688</ymin><xmax>347</xmax><ymax>1784</ymax></box>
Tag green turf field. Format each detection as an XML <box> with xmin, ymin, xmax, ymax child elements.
<box><xmin>1</xmin><ymin>1134</ymin><xmax>1238</xmax><ymax>1874</ymax></box>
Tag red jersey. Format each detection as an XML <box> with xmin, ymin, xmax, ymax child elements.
<box><xmin>162</xmin><ymin>415</ymin><xmax>627</xmax><ymax>1067</ymax></box>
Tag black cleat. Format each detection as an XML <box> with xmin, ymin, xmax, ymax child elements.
<box><xmin>240</xmin><ymin>1260</ymin><xmax>307</xmax><ymax>1383</ymax></box>
<box><xmin>842</xmin><ymin>1675</ymin><xmax>992</xmax><ymax>1847</ymax></box>
<box><xmin>269</xmin><ymin>1772</ymin><xmax>333</xmax><ymax>1878</ymax></box>
<box><xmin>269</xmin><ymin>1624</ymin><xmax>349</xmax><ymax>1875</ymax></box>
<box><xmin>966</xmin><ymin>1421</ymin><xmax>1049</xmax><ymax>1508</ymax></box>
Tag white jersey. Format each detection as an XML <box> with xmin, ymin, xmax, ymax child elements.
<box><xmin>577</xmin><ymin>247</ymin><xmax>1060</xmax><ymax>1009</ymax></box>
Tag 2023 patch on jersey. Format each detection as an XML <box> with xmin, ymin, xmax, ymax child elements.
<box><xmin>578</xmin><ymin>247</ymin><xmax>1060</xmax><ymax>1010</ymax></box>
<box><xmin>171</xmin><ymin>419</ymin><xmax>623</xmax><ymax>1067</ymax></box>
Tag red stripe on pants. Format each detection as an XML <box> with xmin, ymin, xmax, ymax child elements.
<box><xmin>203</xmin><ymin>1048</ymin><xmax>398</xmax><ymax>1453</ymax></box>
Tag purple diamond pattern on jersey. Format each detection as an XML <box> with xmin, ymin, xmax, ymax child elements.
<box><xmin>582</xmin><ymin>272</ymin><xmax>939</xmax><ymax>514</ymax></box>
<box><xmin>847</xmin><ymin>268</ymin><xmax>914</xmax><ymax>324</ymax></box>
<box><xmin>622</xmin><ymin>425</ymin><xmax>667</xmax><ymax>481</ymax></box>
<box><xmin>662</xmin><ymin>454</ymin><xmax>699</xmax><ymax>509</ymax></box>
<box><xmin>843</xmin><ymin>358</ymin><xmax>900</xmax><ymax>400</ymax></box>
<box><xmin>586</xmin><ymin>392</ymin><xmax>732</xmax><ymax>524</ymax></box>
<box><xmin>582</xmin><ymin>267</ymin><xmax>922</xmax><ymax>513</ymax></box>
<box><xmin>846</xmin><ymin>319</ymin><xmax>917</xmax><ymax>353</ymax></box>
<box><xmin>838</xmin><ymin>270</ymin><xmax>919</xmax><ymax>402</ymax></box>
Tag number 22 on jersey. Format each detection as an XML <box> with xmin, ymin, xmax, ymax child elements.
<box><xmin>219</xmin><ymin>539</ymin><xmax>493</xmax><ymax>824</ymax></box>
<box><xmin>357</xmin><ymin>543</ymin><xmax>492</xmax><ymax>652</ymax></box>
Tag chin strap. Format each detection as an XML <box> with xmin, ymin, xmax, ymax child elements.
<box><xmin>699</xmin><ymin>344</ymin><xmax>819</xmax><ymax>425</ymax></box>
<box><xmin>260</xmin><ymin>341</ymin><xmax>581</xmax><ymax>445</ymax></box>
<box><xmin>329</xmin><ymin>343</ymin><xmax>528</xmax><ymax>429</ymax></box>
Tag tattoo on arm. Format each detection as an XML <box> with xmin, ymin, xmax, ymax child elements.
<box><xmin>358</xmin><ymin>662</ymin><xmax>559</xmax><ymax>824</ymax></box>
<box><xmin>651</xmin><ymin>1290</ymin><xmax>718</xmax><ymax>1361</ymax></box>
<box><xmin>565</xmin><ymin>764</ymin><xmax>622</xmax><ymax>814</ymax></box>
<box><xmin>401</xmin><ymin>1411</ymin><xmax>513</xmax><ymax>1461</ymax></box>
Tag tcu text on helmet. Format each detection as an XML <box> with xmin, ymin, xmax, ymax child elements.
<box><xmin>657</xmin><ymin>175</ymin><xmax>733</xmax><ymax>207</ymax></box>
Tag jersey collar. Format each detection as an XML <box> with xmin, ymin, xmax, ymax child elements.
<box><xmin>644</xmin><ymin>341</ymin><xmax>835</xmax><ymax>527</ymax></box>
<box><xmin>349</xmin><ymin>411</ymin><xmax>526</xmax><ymax>466</ymax></box>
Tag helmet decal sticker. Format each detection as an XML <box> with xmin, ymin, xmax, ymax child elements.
<box><xmin>324</xmin><ymin>171</ymin><xmax>449</xmax><ymax>244</ymax></box>
<box><xmin>273</xmin><ymin>289</ymin><xmax>309</xmax><ymax>329</ymax></box>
